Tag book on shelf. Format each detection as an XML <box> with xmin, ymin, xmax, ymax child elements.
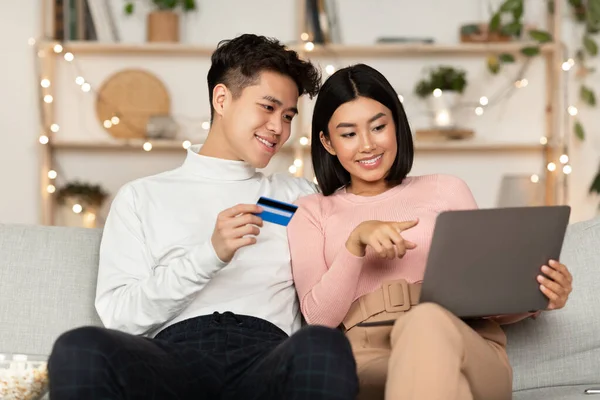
<box><xmin>52</xmin><ymin>0</ymin><xmax>119</xmax><ymax>42</ymax></box>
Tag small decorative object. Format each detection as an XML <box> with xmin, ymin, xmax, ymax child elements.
<box><xmin>497</xmin><ymin>175</ymin><xmax>544</xmax><ymax>207</ymax></box>
<box><xmin>146</xmin><ymin>114</ymin><xmax>179</xmax><ymax>139</ymax></box>
<box><xmin>0</xmin><ymin>353</ymin><xmax>49</xmax><ymax>400</ymax></box>
<box><xmin>96</xmin><ymin>69</ymin><xmax>170</xmax><ymax>139</ymax></box>
<box><xmin>56</xmin><ymin>181</ymin><xmax>109</xmax><ymax>228</ymax></box>
<box><xmin>124</xmin><ymin>0</ymin><xmax>197</xmax><ymax>43</ymax></box>
<box><xmin>415</xmin><ymin>128</ymin><xmax>474</xmax><ymax>141</ymax></box>
<box><xmin>460</xmin><ymin>23</ymin><xmax>511</xmax><ymax>43</ymax></box>
<box><xmin>414</xmin><ymin>66</ymin><xmax>467</xmax><ymax>131</ymax></box>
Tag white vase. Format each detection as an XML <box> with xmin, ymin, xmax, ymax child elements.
<box><xmin>427</xmin><ymin>91</ymin><xmax>461</xmax><ymax>129</ymax></box>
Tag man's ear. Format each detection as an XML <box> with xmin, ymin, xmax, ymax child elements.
<box><xmin>319</xmin><ymin>131</ymin><xmax>336</xmax><ymax>156</ymax></box>
<box><xmin>212</xmin><ymin>83</ymin><xmax>229</xmax><ymax>118</ymax></box>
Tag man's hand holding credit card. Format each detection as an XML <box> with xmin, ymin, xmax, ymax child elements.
<box><xmin>211</xmin><ymin>203</ymin><xmax>264</xmax><ymax>263</ymax></box>
<box><xmin>256</xmin><ymin>197</ymin><xmax>298</xmax><ymax>226</ymax></box>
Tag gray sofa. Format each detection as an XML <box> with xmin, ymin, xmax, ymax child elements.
<box><xmin>1</xmin><ymin>217</ymin><xmax>599</xmax><ymax>399</ymax></box>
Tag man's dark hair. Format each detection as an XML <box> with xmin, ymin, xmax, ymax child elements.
<box><xmin>311</xmin><ymin>63</ymin><xmax>414</xmax><ymax>196</ymax></box>
<box><xmin>207</xmin><ymin>34</ymin><xmax>321</xmax><ymax>121</ymax></box>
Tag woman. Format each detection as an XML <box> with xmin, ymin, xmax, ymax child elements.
<box><xmin>287</xmin><ymin>64</ymin><xmax>573</xmax><ymax>400</ymax></box>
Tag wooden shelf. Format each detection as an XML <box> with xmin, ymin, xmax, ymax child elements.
<box><xmin>304</xmin><ymin>42</ymin><xmax>556</xmax><ymax>57</ymax></box>
<box><xmin>49</xmin><ymin>138</ymin><xmax>542</xmax><ymax>153</ymax></box>
<box><xmin>414</xmin><ymin>139</ymin><xmax>544</xmax><ymax>152</ymax></box>
<box><xmin>43</xmin><ymin>40</ymin><xmax>557</xmax><ymax>58</ymax></box>
<box><xmin>56</xmin><ymin>41</ymin><xmax>216</xmax><ymax>56</ymax></box>
<box><xmin>50</xmin><ymin>138</ymin><xmax>298</xmax><ymax>152</ymax></box>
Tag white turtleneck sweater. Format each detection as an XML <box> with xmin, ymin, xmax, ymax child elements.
<box><xmin>95</xmin><ymin>145</ymin><xmax>317</xmax><ymax>337</ymax></box>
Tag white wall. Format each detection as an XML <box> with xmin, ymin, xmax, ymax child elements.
<box><xmin>1</xmin><ymin>0</ymin><xmax>598</xmax><ymax>225</ymax></box>
<box><xmin>0</xmin><ymin>0</ymin><xmax>40</xmax><ymax>224</ymax></box>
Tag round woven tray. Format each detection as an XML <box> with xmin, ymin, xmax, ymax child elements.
<box><xmin>95</xmin><ymin>69</ymin><xmax>170</xmax><ymax>139</ymax></box>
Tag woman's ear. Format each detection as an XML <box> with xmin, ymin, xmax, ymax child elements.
<box><xmin>319</xmin><ymin>131</ymin><xmax>336</xmax><ymax>156</ymax></box>
<box><xmin>212</xmin><ymin>83</ymin><xmax>229</xmax><ymax>118</ymax></box>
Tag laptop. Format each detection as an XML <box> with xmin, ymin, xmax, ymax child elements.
<box><xmin>419</xmin><ymin>205</ymin><xmax>571</xmax><ymax>318</ymax></box>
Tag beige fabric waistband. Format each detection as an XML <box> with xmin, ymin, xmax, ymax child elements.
<box><xmin>341</xmin><ymin>279</ymin><xmax>422</xmax><ymax>331</ymax></box>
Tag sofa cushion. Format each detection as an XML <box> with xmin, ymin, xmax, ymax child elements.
<box><xmin>0</xmin><ymin>224</ymin><xmax>104</xmax><ymax>356</ymax></box>
<box><xmin>513</xmin><ymin>384</ymin><xmax>599</xmax><ymax>400</ymax></box>
<box><xmin>504</xmin><ymin>217</ymin><xmax>600</xmax><ymax>391</ymax></box>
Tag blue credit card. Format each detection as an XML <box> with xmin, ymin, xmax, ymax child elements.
<box><xmin>256</xmin><ymin>196</ymin><xmax>298</xmax><ymax>226</ymax></box>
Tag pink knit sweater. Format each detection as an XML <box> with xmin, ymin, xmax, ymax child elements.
<box><xmin>288</xmin><ymin>174</ymin><xmax>534</xmax><ymax>328</ymax></box>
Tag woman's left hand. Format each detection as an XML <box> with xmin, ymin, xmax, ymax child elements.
<box><xmin>537</xmin><ymin>260</ymin><xmax>573</xmax><ymax>310</ymax></box>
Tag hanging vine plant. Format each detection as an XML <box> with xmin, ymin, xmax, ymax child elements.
<box><xmin>486</xmin><ymin>0</ymin><xmax>600</xmax><ymax>199</ymax></box>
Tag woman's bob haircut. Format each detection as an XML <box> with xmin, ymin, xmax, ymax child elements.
<box><xmin>311</xmin><ymin>63</ymin><xmax>414</xmax><ymax>196</ymax></box>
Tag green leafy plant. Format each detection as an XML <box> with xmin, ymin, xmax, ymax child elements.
<box><xmin>487</xmin><ymin>0</ymin><xmax>600</xmax><ymax>199</ymax></box>
<box><xmin>56</xmin><ymin>181</ymin><xmax>109</xmax><ymax>209</ymax></box>
<box><xmin>124</xmin><ymin>0</ymin><xmax>197</xmax><ymax>14</ymax></box>
<box><xmin>485</xmin><ymin>0</ymin><xmax>553</xmax><ymax>73</ymax></box>
<box><xmin>414</xmin><ymin>66</ymin><xmax>468</xmax><ymax>98</ymax></box>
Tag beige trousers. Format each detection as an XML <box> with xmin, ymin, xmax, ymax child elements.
<box><xmin>345</xmin><ymin>302</ymin><xmax>512</xmax><ymax>400</ymax></box>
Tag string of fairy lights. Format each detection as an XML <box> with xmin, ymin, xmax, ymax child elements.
<box><xmin>32</xmin><ymin>33</ymin><xmax>578</xmax><ymax>216</ymax></box>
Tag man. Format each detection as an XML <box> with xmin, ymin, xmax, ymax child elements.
<box><xmin>47</xmin><ymin>34</ymin><xmax>358</xmax><ymax>400</ymax></box>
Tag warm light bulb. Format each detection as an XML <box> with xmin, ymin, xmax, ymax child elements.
<box><xmin>64</xmin><ymin>52</ymin><xmax>74</xmax><ymax>62</ymax></box>
<box><xmin>288</xmin><ymin>165</ymin><xmax>298</xmax><ymax>174</ymax></box>
<box><xmin>547</xmin><ymin>162</ymin><xmax>556</xmax><ymax>172</ymax></box>
<box><xmin>39</xmin><ymin>135</ymin><xmax>49</xmax><ymax>144</ymax></box>
<box><xmin>530</xmin><ymin>174</ymin><xmax>540</xmax><ymax>183</ymax></box>
<box><xmin>559</xmin><ymin>154</ymin><xmax>569</xmax><ymax>164</ymax></box>
<box><xmin>182</xmin><ymin>140</ymin><xmax>191</xmax><ymax>149</ymax></box>
<box><xmin>435</xmin><ymin>110</ymin><xmax>450</xmax><ymax>125</ymax></box>
<box><xmin>201</xmin><ymin>121</ymin><xmax>210</xmax><ymax>130</ymax></box>
<box><xmin>563</xmin><ymin>165</ymin><xmax>572</xmax><ymax>174</ymax></box>
<box><xmin>475</xmin><ymin>107</ymin><xmax>484</xmax><ymax>116</ymax></box>
<box><xmin>433</xmin><ymin>88</ymin><xmax>442</xmax><ymax>97</ymax></box>
<box><xmin>143</xmin><ymin>142</ymin><xmax>153</xmax><ymax>151</ymax></box>
<box><xmin>53</xmin><ymin>44</ymin><xmax>63</xmax><ymax>53</ymax></box>
<box><xmin>568</xmin><ymin>106</ymin><xmax>578</xmax><ymax>116</ymax></box>
<box><xmin>479</xmin><ymin>96</ymin><xmax>489</xmax><ymax>106</ymax></box>
<box><xmin>103</xmin><ymin>120</ymin><xmax>112</xmax><ymax>129</ymax></box>
<box><xmin>46</xmin><ymin>184</ymin><xmax>56</xmax><ymax>193</ymax></box>
<box><xmin>40</xmin><ymin>79</ymin><xmax>50</xmax><ymax>88</ymax></box>
<box><xmin>304</xmin><ymin>42</ymin><xmax>315</xmax><ymax>51</ymax></box>
<box><xmin>294</xmin><ymin>159</ymin><xmax>303</xmax><ymax>167</ymax></box>
<box><xmin>111</xmin><ymin>116</ymin><xmax>120</xmax><ymax>125</ymax></box>
<box><xmin>325</xmin><ymin>65</ymin><xmax>335</xmax><ymax>75</ymax></box>
<box><xmin>300</xmin><ymin>32</ymin><xmax>309</xmax><ymax>41</ymax></box>
<box><xmin>540</xmin><ymin>137</ymin><xmax>548</xmax><ymax>145</ymax></box>
<box><xmin>75</xmin><ymin>76</ymin><xmax>85</xmax><ymax>85</ymax></box>
<box><xmin>562</xmin><ymin>61</ymin><xmax>572</xmax><ymax>71</ymax></box>
<box><xmin>44</xmin><ymin>95</ymin><xmax>53</xmax><ymax>103</ymax></box>
<box><xmin>50</xmin><ymin>124</ymin><xmax>60</xmax><ymax>133</ymax></box>
<box><xmin>47</xmin><ymin>170</ymin><xmax>57</xmax><ymax>179</ymax></box>
<box><xmin>515</xmin><ymin>79</ymin><xmax>529</xmax><ymax>88</ymax></box>
<box><xmin>81</xmin><ymin>83</ymin><xmax>91</xmax><ymax>92</ymax></box>
<box><xmin>72</xmin><ymin>204</ymin><xmax>83</xmax><ymax>214</ymax></box>
<box><xmin>299</xmin><ymin>136</ymin><xmax>309</xmax><ymax>146</ymax></box>
<box><xmin>28</xmin><ymin>38</ymin><xmax>36</xmax><ymax>46</ymax></box>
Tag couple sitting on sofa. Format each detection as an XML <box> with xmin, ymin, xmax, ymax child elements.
<box><xmin>47</xmin><ymin>33</ymin><xmax>573</xmax><ymax>400</ymax></box>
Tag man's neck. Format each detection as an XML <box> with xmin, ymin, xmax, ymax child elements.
<box><xmin>199</xmin><ymin>124</ymin><xmax>240</xmax><ymax>161</ymax></box>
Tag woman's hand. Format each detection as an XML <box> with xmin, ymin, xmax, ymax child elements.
<box><xmin>537</xmin><ymin>260</ymin><xmax>573</xmax><ymax>310</ymax></box>
<box><xmin>346</xmin><ymin>219</ymin><xmax>419</xmax><ymax>259</ymax></box>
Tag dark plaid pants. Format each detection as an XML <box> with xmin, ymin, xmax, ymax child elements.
<box><xmin>47</xmin><ymin>312</ymin><xmax>358</xmax><ymax>400</ymax></box>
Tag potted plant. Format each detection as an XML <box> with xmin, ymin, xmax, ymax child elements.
<box><xmin>124</xmin><ymin>0</ymin><xmax>197</xmax><ymax>43</ymax></box>
<box><xmin>414</xmin><ymin>66</ymin><xmax>467</xmax><ymax>129</ymax></box>
<box><xmin>56</xmin><ymin>181</ymin><xmax>109</xmax><ymax>228</ymax></box>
